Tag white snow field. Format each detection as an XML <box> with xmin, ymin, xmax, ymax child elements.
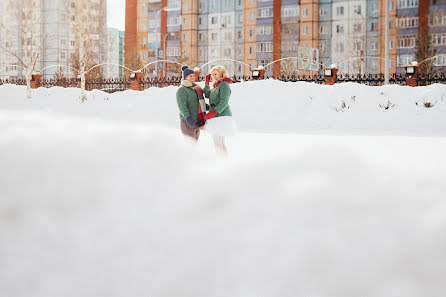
<box><xmin>1</xmin><ymin>81</ymin><xmax>446</xmax><ymax>297</ymax></box>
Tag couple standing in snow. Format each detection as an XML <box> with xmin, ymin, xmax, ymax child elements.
<box><xmin>176</xmin><ymin>65</ymin><xmax>236</xmax><ymax>155</ymax></box>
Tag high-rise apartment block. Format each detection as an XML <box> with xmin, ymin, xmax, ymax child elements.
<box><xmin>125</xmin><ymin>0</ymin><xmax>443</xmax><ymax>76</ymax></box>
<box><xmin>0</xmin><ymin>0</ymin><xmax>107</xmax><ymax>79</ymax></box>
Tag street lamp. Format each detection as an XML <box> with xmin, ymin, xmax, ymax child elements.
<box><xmin>163</xmin><ymin>32</ymin><xmax>174</xmax><ymax>78</ymax></box>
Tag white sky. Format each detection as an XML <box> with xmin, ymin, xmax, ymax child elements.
<box><xmin>107</xmin><ymin>0</ymin><xmax>125</xmax><ymax>31</ymax></box>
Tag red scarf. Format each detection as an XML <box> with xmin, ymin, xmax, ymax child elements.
<box><xmin>212</xmin><ymin>77</ymin><xmax>232</xmax><ymax>89</ymax></box>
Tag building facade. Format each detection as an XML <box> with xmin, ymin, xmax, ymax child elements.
<box><xmin>106</xmin><ymin>28</ymin><xmax>122</xmax><ymax>78</ymax></box>
<box><xmin>0</xmin><ymin>0</ymin><xmax>107</xmax><ymax>79</ymax></box>
<box><xmin>125</xmin><ymin>0</ymin><xmax>441</xmax><ymax>77</ymax></box>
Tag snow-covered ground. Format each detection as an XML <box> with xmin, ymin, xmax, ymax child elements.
<box><xmin>1</xmin><ymin>81</ymin><xmax>446</xmax><ymax>296</ymax></box>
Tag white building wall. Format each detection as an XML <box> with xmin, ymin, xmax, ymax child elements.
<box><xmin>0</xmin><ymin>0</ymin><xmax>107</xmax><ymax>79</ymax></box>
<box><xmin>331</xmin><ymin>0</ymin><xmax>367</xmax><ymax>74</ymax></box>
<box><xmin>205</xmin><ymin>11</ymin><xmax>236</xmax><ymax>74</ymax></box>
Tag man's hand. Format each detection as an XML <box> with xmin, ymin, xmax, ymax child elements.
<box><xmin>186</xmin><ymin>116</ymin><xmax>196</xmax><ymax>128</ymax></box>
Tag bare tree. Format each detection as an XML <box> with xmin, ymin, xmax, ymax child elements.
<box><xmin>71</xmin><ymin>0</ymin><xmax>106</xmax><ymax>101</ymax></box>
<box><xmin>0</xmin><ymin>0</ymin><xmax>44</xmax><ymax>99</ymax></box>
<box><xmin>125</xmin><ymin>48</ymin><xmax>143</xmax><ymax>73</ymax></box>
<box><xmin>280</xmin><ymin>23</ymin><xmax>299</xmax><ymax>77</ymax></box>
<box><xmin>347</xmin><ymin>18</ymin><xmax>367</xmax><ymax>75</ymax></box>
<box><xmin>416</xmin><ymin>28</ymin><xmax>436</xmax><ymax>74</ymax></box>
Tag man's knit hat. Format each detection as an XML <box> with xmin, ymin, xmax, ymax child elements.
<box><xmin>182</xmin><ymin>65</ymin><xmax>195</xmax><ymax>79</ymax></box>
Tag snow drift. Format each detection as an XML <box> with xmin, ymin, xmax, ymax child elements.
<box><xmin>1</xmin><ymin>81</ymin><xmax>446</xmax><ymax>297</ymax></box>
<box><xmin>1</xmin><ymin>80</ymin><xmax>446</xmax><ymax>135</ymax></box>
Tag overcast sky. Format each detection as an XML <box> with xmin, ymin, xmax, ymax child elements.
<box><xmin>107</xmin><ymin>0</ymin><xmax>125</xmax><ymax>31</ymax></box>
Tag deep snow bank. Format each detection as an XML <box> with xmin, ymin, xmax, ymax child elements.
<box><xmin>1</xmin><ymin>80</ymin><xmax>446</xmax><ymax>135</ymax></box>
<box><xmin>1</xmin><ymin>109</ymin><xmax>446</xmax><ymax>297</ymax></box>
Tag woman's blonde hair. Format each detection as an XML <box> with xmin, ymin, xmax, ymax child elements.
<box><xmin>210</xmin><ymin>65</ymin><xmax>229</xmax><ymax>79</ymax></box>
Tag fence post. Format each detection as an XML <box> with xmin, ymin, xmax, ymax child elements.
<box><xmin>77</xmin><ymin>73</ymin><xmax>90</xmax><ymax>90</ymax></box>
<box><xmin>251</xmin><ymin>68</ymin><xmax>266</xmax><ymax>80</ymax></box>
<box><xmin>194</xmin><ymin>67</ymin><xmax>201</xmax><ymax>81</ymax></box>
<box><xmin>31</xmin><ymin>73</ymin><xmax>42</xmax><ymax>89</ymax></box>
<box><xmin>324</xmin><ymin>67</ymin><xmax>338</xmax><ymax>85</ymax></box>
<box><xmin>130</xmin><ymin>71</ymin><xmax>143</xmax><ymax>91</ymax></box>
<box><xmin>405</xmin><ymin>62</ymin><xmax>418</xmax><ymax>87</ymax></box>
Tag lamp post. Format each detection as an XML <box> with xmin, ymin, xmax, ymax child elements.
<box><xmin>163</xmin><ymin>32</ymin><xmax>174</xmax><ymax>78</ymax></box>
<box><xmin>384</xmin><ymin>0</ymin><xmax>390</xmax><ymax>85</ymax></box>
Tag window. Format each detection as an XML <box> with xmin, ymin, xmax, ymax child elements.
<box><xmin>319</xmin><ymin>7</ymin><xmax>327</xmax><ymax>16</ymax></box>
<box><xmin>398</xmin><ymin>35</ymin><xmax>416</xmax><ymax>48</ymax></box>
<box><xmin>183</xmin><ymin>2</ymin><xmax>188</xmax><ymax>10</ymax></box>
<box><xmin>302</xmin><ymin>8</ymin><xmax>308</xmax><ymax>17</ymax></box>
<box><xmin>167</xmin><ymin>16</ymin><xmax>180</xmax><ymax>26</ymax></box>
<box><xmin>183</xmin><ymin>34</ymin><xmax>188</xmax><ymax>41</ymax></box>
<box><xmin>149</xmin><ymin>19</ymin><xmax>160</xmax><ymax>28</ymax></box>
<box><xmin>398</xmin><ymin>17</ymin><xmax>418</xmax><ymax>29</ymax></box>
<box><xmin>336</xmin><ymin>6</ymin><xmax>344</xmax><ymax>16</ymax></box>
<box><xmin>166</xmin><ymin>47</ymin><xmax>180</xmax><ymax>56</ymax></box>
<box><xmin>319</xmin><ymin>43</ymin><xmax>325</xmax><ymax>52</ymax></box>
<box><xmin>258</xmin><ymin>8</ymin><xmax>273</xmax><ymax>18</ymax></box>
<box><xmin>257</xmin><ymin>25</ymin><xmax>273</xmax><ymax>35</ymax></box>
<box><xmin>184</xmin><ymin>18</ymin><xmax>188</xmax><ymax>25</ymax></box>
<box><xmin>209</xmin><ymin>0</ymin><xmax>216</xmax><ymax>9</ymax></box>
<box><xmin>250</xmin><ymin>12</ymin><xmax>255</xmax><ymax>20</ymax></box>
<box><xmin>319</xmin><ymin>24</ymin><xmax>327</xmax><ymax>35</ymax></box>
<box><xmin>302</xmin><ymin>26</ymin><xmax>308</xmax><ymax>35</ymax></box>
<box><xmin>353</xmin><ymin>23</ymin><xmax>362</xmax><ymax>33</ymax></box>
<box><xmin>224</xmin><ymin>48</ymin><xmax>232</xmax><ymax>56</ymax></box>
<box><xmin>336</xmin><ymin>43</ymin><xmax>344</xmax><ymax>52</ymax></box>
<box><xmin>211</xmin><ymin>33</ymin><xmax>218</xmax><ymax>40</ymax></box>
<box><xmin>258</xmin><ymin>42</ymin><xmax>272</xmax><ymax>52</ymax></box>
<box><xmin>258</xmin><ymin>59</ymin><xmax>271</xmax><ymax>67</ymax></box>
<box><xmin>282</xmin><ymin>6</ymin><xmax>298</xmax><ymax>17</ymax></box>
<box><xmin>249</xmin><ymin>46</ymin><xmax>254</xmax><ymax>54</ymax></box>
<box><xmin>211</xmin><ymin>16</ymin><xmax>218</xmax><ymax>24</ymax></box>
<box><xmin>397</xmin><ymin>0</ymin><xmax>418</xmax><ymax>8</ymax></box>
<box><xmin>336</xmin><ymin>25</ymin><xmax>344</xmax><ymax>33</ymax></box>
<box><xmin>371</xmin><ymin>22</ymin><xmax>378</xmax><ymax>32</ymax></box>
<box><xmin>223</xmin><ymin>16</ymin><xmax>232</xmax><ymax>25</ymax></box>
<box><xmin>353</xmin><ymin>5</ymin><xmax>361</xmax><ymax>15</ymax></box>
<box><xmin>224</xmin><ymin>32</ymin><xmax>232</xmax><ymax>41</ymax></box>
<box><xmin>167</xmin><ymin>0</ymin><xmax>181</xmax><ymax>10</ymax></box>
<box><xmin>250</xmin><ymin>29</ymin><xmax>255</xmax><ymax>37</ymax></box>
<box><xmin>370</xmin><ymin>41</ymin><xmax>378</xmax><ymax>50</ymax></box>
<box><xmin>148</xmin><ymin>33</ymin><xmax>160</xmax><ymax>43</ymax></box>
<box><xmin>389</xmin><ymin>40</ymin><xmax>394</xmax><ymax>49</ymax></box>
<box><xmin>61</xmin><ymin>52</ymin><xmax>66</xmax><ymax>59</ymax></box>
<box><xmin>372</xmin><ymin>3</ymin><xmax>379</xmax><ymax>12</ymax></box>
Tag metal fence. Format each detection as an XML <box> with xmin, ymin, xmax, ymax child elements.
<box><xmin>1</xmin><ymin>73</ymin><xmax>446</xmax><ymax>93</ymax></box>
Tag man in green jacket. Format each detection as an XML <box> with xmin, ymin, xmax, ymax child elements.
<box><xmin>176</xmin><ymin>65</ymin><xmax>206</xmax><ymax>142</ymax></box>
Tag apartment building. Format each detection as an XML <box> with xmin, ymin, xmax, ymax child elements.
<box><xmin>106</xmin><ymin>28</ymin><xmax>122</xmax><ymax>78</ymax></box>
<box><xmin>125</xmin><ymin>0</ymin><xmax>441</xmax><ymax>77</ymax></box>
<box><xmin>428</xmin><ymin>0</ymin><xmax>445</xmax><ymax>72</ymax></box>
<box><xmin>0</xmin><ymin>0</ymin><xmax>107</xmax><ymax>79</ymax></box>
